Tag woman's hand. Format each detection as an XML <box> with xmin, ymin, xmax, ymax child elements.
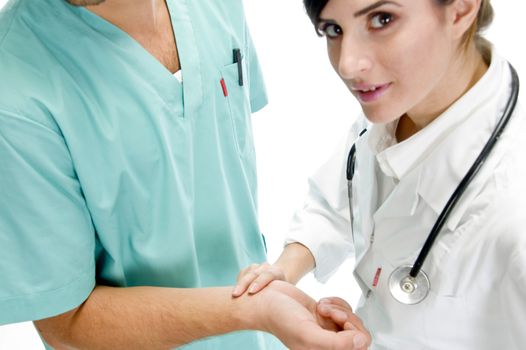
<box><xmin>232</xmin><ymin>262</ymin><xmax>286</xmax><ymax>297</ymax></box>
<box><xmin>232</xmin><ymin>243</ymin><xmax>316</xmax><ymax>298</ymax></box>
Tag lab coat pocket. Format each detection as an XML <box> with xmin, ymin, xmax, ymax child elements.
<box><xmin>424</xmin><ymin>293</ymin><xmax>481</xmax><ymax>349</ymax></box>
<box><xmin>220</xmin><ymin>61</ymin><xmax>253</xmax><ymax>156</ymax></box>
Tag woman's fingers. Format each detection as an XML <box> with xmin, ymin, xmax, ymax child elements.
<box><xmin>232</xmin><ymin>269</ymin><xmax>260</xmax><ymax>297</ymax></box>
<box><xmin>248</xmin><ymin>271</ymin><xmax>280</xmax><ymax>294</ymax></box>
<box><xmin>232</xmin><ymin>263</ymin><xmax>286</xmax><ymax>297</ymax></box>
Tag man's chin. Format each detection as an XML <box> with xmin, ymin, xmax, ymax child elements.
<box><xmin>65</xmin><ymin>0</ymin><xmax>106</xmax><ymax>6</ymax></box>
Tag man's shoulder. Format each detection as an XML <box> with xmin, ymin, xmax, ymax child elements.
<box><xmin>0</xmin><ymin>0</ymin><xmax>23</xmax><ymax>43</ymax></box>
<box><xmin>0</xmin><ymin>45</ymin><xmax>59</xmax><ymax>120</ymax></box>
<box><xmin>0</xmin><ymin>1</ymin><xmax>68</xmax><ymax>120</ymax></box>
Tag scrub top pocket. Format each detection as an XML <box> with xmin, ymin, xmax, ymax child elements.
<box><xmin>221</xmin><ymin>60</ymin><xmax>253</xmax><ymax>156</ymax></box>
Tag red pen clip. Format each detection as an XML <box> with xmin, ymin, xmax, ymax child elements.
<box><xmin>372</xmin><ymin>267</ymin><xmax>382</xmax><ymax>287</ymax></box>
<box><xmin>220</xmin><ymin>78</ymin><xmax>228</xmax><ymax>97</ymax></box>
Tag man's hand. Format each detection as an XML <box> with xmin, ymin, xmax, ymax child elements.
<box><xmin>317</xmin><ymin>297</ymin><xmax>370</xmax><ymax>340</ymax></box>
<box><xmin>247</xmin><ymin>281</ymin><xmax>371</xmax><ymax>350</ymax></box>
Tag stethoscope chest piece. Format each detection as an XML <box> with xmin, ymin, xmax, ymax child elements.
<box><xmin>388</xmin><ymin>265</ymin><xmax>430</xmax><ymax>305</ymax></box>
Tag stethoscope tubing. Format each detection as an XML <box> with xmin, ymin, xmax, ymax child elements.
<box><xmin>346</xmin><ymin>63</ymin><xmax>520</xmax><ymax>281</ymax></box>
<box><xmin>409</xmin><ymin>63</ymin><xmax>519</xmax><ymax>278</ymax></box>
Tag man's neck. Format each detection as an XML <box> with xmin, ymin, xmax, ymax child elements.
<box><xmin>86</xmin><ymin>0</ymin><xmax>165</xmax><ymax>35</ymax></box>
<box><xmin>79</xmin><ymin>0</ymin><xmax>181</xmax><ymax>74</ymax></box>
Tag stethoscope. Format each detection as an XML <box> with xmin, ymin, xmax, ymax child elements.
<box><xmin>346</xmin><ymin>63</ymin><xmax>520</xmax><ymax>305</ymax></box>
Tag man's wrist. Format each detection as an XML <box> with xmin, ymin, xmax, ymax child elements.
<box><xmin>230</xmin><ymin>291</ymin><xmax>266</xmax><ymax>332</ymax></box>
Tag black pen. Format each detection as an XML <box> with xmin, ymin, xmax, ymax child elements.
<box><xmin>233</xmin><ymin>48</ymin><xmax>243</xmax><ymax>86</ymax></box>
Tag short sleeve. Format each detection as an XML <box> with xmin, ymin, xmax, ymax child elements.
<box><xmin>285</xmin><ymin>137</ymin><xmax>352</xmax><ymax>283</ymax></box>
<box><xmin>0</xmin><ymin>109</ymin><xmax>96</xmax><ymax>325</ymax></box>
<box><xmin>285</xmin><ymin>119</ymin><xmax>368</xmax><ymax>282</ymax></box>
<box><xmin>244</xmin><ymin>22</ymin><xmax>267</xmax><ymax>113</ymax></box>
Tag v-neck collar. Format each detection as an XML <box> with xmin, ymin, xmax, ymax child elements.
<box><xmin>63</xmin><ymin>0</ymin><xmax>202</xmax><ymax>115</ymax></box>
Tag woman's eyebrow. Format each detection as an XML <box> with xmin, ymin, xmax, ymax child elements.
<box><xmin>354</xmin><ymin>0</ymin><xmax>401</xmax><ymax>17</ymax></box>
<box><xmin>317</xmin><ymin>18</ymin><xmax>338</xmax><ymax>25</ymax></box>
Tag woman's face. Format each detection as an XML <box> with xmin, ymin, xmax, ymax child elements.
<box><xmin>319</xmin><ymin>0</ymin><xmax>461</xmax><ymax>125</ymax></box>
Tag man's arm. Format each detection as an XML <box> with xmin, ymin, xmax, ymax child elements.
<box><xmin>35</xmin><ymin>281</ymin><xmax>365</xmax><ymax>350</ymax></box>
<box><xmin>35</xmin><ymin>285</ymin><xmax>250</xmax><ymax>349</ymax></box>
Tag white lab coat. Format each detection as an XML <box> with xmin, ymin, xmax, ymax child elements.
<box><xmin>286</xmin><ymin>52</ymin><xmax>526</xmax><ymax>349</ymax></box>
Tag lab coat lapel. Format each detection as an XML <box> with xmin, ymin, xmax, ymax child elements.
<box><xmin>352</xmin><ymin>133</ymin><xmax>378</xmax><ymax>264</ymax></box>
<box><xmin>372</xmin><ymin>169</ymin><xmax>420</xmax><ymax>222</ymax></box>
<box><xmin>418</xmin><ymin>57</ymin><xmax>514</xmax><ymax>233</ymax></box>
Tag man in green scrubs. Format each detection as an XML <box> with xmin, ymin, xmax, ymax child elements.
<box><xmin>0</xmin><ymin>0</ymin><xmax>366</xmax><ymax>349</ymax></box>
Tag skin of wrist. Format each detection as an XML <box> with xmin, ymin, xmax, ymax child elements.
<box><xmin>274</xmin><ymin>243</ymin><xmax>315</xmax><ymax>285</ymax></box>
<box><xmin>272</xmin><ymin>262</ymin><xmax>290</xmax><ymax>284</ymax></box>
<box><xmin>230</xmin><ymin>290</ymin><xmax>267</xmax><ymax>332</ymax></box>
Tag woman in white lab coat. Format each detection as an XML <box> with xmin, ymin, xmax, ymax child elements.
<box><xmin>233</xmin><ymin>0</ymin><xmax>526</xmax><ymax>348</ymax></box>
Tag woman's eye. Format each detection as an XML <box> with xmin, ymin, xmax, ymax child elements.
<box><xmin>318</xmin><ymin>23</ymin><xmax>343</xmax><ymax>39</ymax></box>
<box><xmin>369</xmin><ymin>12</ymin><xmax>394</xmax><ymax>30</ymax></box>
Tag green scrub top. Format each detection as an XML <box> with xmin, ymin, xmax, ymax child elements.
<box><xmin>0</xmin><ymin>0</ymin><xmax>284</xmax><ymax>348</ymax></box>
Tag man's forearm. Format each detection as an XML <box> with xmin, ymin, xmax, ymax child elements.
<box><xmin>35</xmin><ymin>285</ymin><xmax>258</xmax><ymax>350</ymax></box>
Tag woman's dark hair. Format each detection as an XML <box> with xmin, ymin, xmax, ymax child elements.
<box><xmin>303</xmin><ymin>0</ymin><xmax>493</xmax><ymax>54</ymax></box>
<box><xmin>304</xmin><ymin>0</ymin><xmax>329</xmax><ymax>30</ymax></box>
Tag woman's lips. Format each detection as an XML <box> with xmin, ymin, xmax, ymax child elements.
<box><xmin>353</xmin><ymin>83</ymin><xmax>392</xmax><ymax>103</ymax></box>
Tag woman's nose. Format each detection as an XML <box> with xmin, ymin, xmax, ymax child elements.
<box><xmin>337</xmin><ymin>39</ymin><xmax>372</xmax><ymax>79</ymax></box>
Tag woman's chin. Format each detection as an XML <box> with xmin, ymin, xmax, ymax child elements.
<box><xmin>362</xmin><ymin>107</ymin><xmax>400</xmax><ymax>125</ymax></box>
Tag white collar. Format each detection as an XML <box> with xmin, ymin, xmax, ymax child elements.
<box><xmin>367</xmin><ymin>51</ymin><xmax>516</xmax><ymax>229</ymax></box>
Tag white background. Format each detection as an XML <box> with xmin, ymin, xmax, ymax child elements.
<box><xmin>1</xmin><ymin>0</ymin><xmax>525</xmax><ymax>348</ymax></box>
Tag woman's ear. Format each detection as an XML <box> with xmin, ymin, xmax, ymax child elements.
<box><xmin>448</xmin><ymin>0</ymin><xmax>482</xmax><ymax>40</ymax></box>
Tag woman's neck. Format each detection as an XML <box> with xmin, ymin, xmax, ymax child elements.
<box><xmin>396</xmin><ymin>46</ymin><xmax>489</xmax><ymax>143</ymax></box>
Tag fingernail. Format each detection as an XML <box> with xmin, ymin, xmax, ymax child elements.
<box><xmin>232</xmin><ymin>286</ymin><xmax>241</xmax><ymax>296</ymax></box>
<box><xmin>353</xmin><ymin>334</ymin><xmax>367</xmax><ymax>348</ymax></box>
<box><xmin>319</xmin><ymin>298</ymin><xmax>330</xmax><ymax>304</ymax></box>
<box><xmin>248</xmin><ymin>283</ymin><xmax>258</xmax><ymax>294</ymax></box>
